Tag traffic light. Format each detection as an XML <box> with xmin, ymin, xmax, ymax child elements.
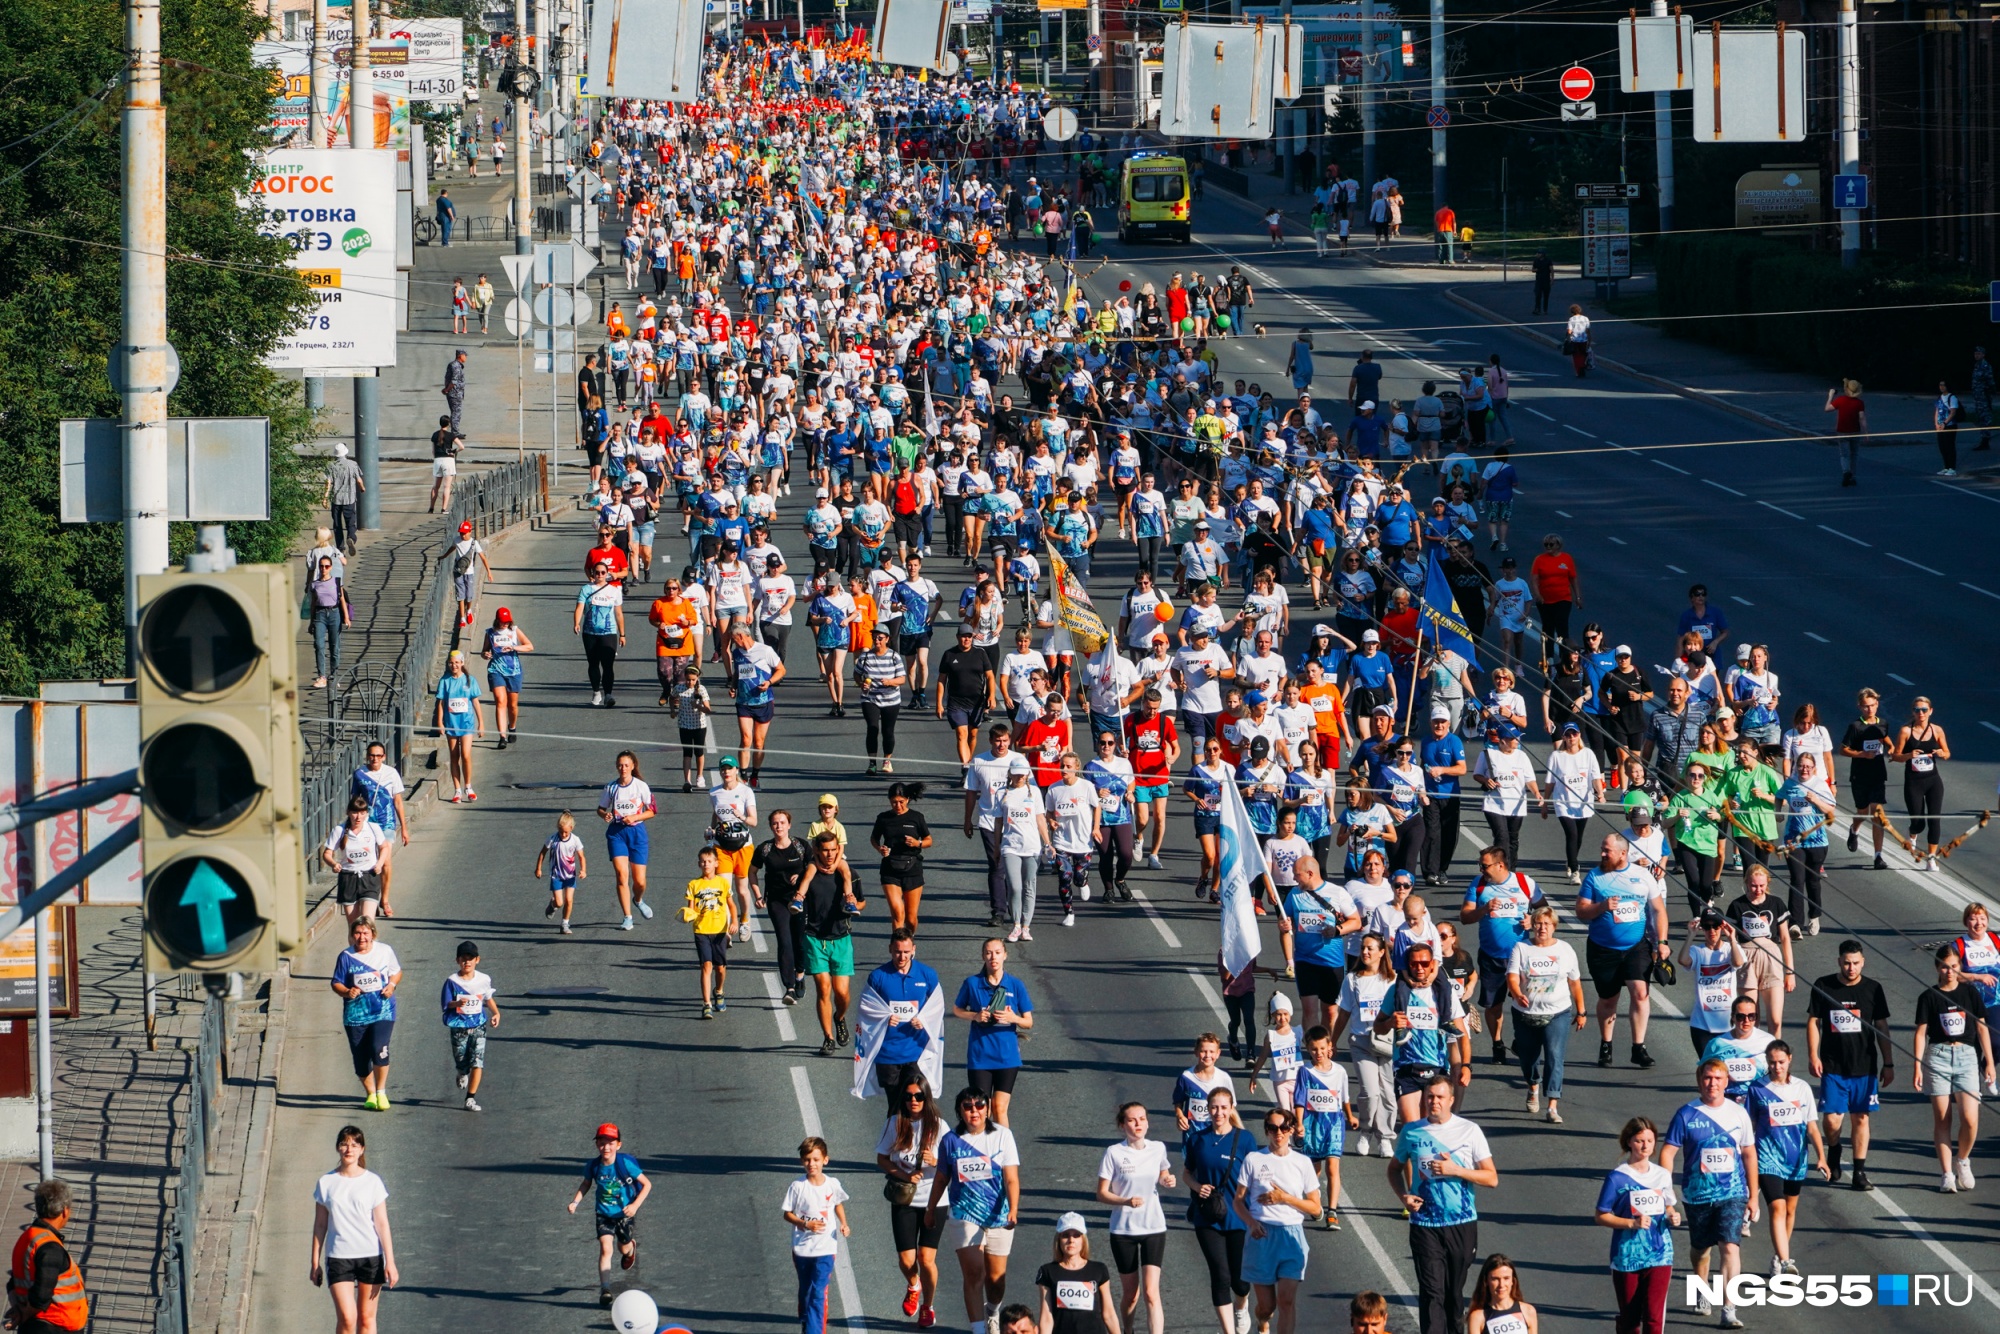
<box><xmin>135</xmin><ymin>567</ymin><xmax>305</xmax><ymax>974</ymax></box>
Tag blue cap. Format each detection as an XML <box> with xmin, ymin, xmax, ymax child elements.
<box><xmin>1492</xmin><ymin>721</ymin><xmax>1522</xmax><ymax>741</ymax></box>
<box><xmin>1245</xmin><ymin>689</ymin><xmax>1268</xmax><ymax>706</ymax></box>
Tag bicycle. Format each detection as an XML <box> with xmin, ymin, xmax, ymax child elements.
<box><xmin>413</xmin><ymin>214</ymin><xmax>440</xmax><ymax>246</ymax></box>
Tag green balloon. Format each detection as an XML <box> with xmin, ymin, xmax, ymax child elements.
<box><xmin>1180</xmin><ymin>316</ymin><xmax>1195</xmax><ymax>332</ymax></box>
<box><xmin>1214</xmin><ymin>314</ymin><xmax>1231</xmax><ymax>330</ymax></box>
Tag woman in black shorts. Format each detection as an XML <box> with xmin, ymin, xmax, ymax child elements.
<box><xmin>871</xmin><ymin>783</ymin><xmax>934</xmax><ymax>932</ymax></box>
<box><xmin>1840</xmin><ymin>687</ymin><xmax>1891</xmax><ymax>868</ymax></box>
<box><xmin>875</xmin><ymin>1071</ymin><xmax>946</xmax><ymax>1327</ymax></box>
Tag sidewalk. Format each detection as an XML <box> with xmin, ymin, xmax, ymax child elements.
<box><xmin>1442</xmin><ymin>272</ymin><xmax>1937</xmax><ymax>444</ymax></box>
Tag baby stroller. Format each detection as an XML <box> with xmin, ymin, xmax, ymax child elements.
<box><xmin>1436</xmin><ymin>389</ymin><xmax>1468</xmax><ymax>447</ymax></box>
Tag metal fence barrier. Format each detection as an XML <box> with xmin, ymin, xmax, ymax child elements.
<box><xmin>155</xmin><ymin>997</ymin><xmax>225</xmax><ymax>1334</ymax></box>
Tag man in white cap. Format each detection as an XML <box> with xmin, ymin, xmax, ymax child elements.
<box><xmin>323</xmin><ymin>442</ymin><xmax>364</xmax><ymax>555</ymax></box>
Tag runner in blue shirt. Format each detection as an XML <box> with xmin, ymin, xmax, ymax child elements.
<box><xmin>1390</xmin><ymin>1077</ymin><xmax>1497</xmax><ymax>1334</ymax></box>
<box><xmin>1660</xmin><ymin>1062</ymin><xmax>1758</xmax><ymax>1328</ymax></box>
<box><xmin>1417</xmin><ymin>707</ymin><xmax>1466</xmax><ymax>886</ymax></box>
<box><xmin>1594</xmin><ymin>1116</ymin><xmax>1679</xmax><ymax>1329</ymax></box>
<box><xmin>1575</xmin><ymin>834</ymin><xmax>1670</xmax><ymax>1072</ymax></box>
<box><xmin>567</xmin><ymin>1124</ymin><xmax>653</xmax><ymax>1307</ymax></box>
<box><xmin>1745</xmin><ymin>1041</ymin><xmax>1829</xmax><ymax>1277</ymax></box>
<box><xmin>951</xmin><ymin>939</ymin><xmax>1035</xmax><ymax>1125</ymax></box>
<box><xmin>1460</xmin><ymin>845</ymin><xmax>1543</xmax><ymax>1063</ymax></box>
<box><xmin>1375</xmin><ymin>944</ymin><xmax>1470</xmax><ymax>1120</ymax></box>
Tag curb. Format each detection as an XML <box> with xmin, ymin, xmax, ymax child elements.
<box><xmin>226</xmin><ymin>965</ymin><xmax>289</xmax><ymax>1334</ymax></box>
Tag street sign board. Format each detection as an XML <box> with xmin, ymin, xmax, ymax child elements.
<box><xmin>1561</xmin><ymin>101</ymin><xmax>1597</xmax><ymax>122</ymax></box>
<box><xmin>1425</xmin><ymin>104</ymin><xmax>1449</xmax><ymax>129</ymax></box>
<box><xmin>61</xmin><ymin>418</ymin><xmax>272</xmax><ymax>524</ymax></box>
<box><xmin>1558</xmin><ymin>66</ymin><xmax>1596</xmax><ymax>101</ymax></box>
<box><xmin>499</xmin><ymin>253</ymin><xmax>535</xmax><ymax>293</ymax></box>
<box><xmin>1691</xmin><ymin>27</ymin><xmax>1808</xmax><ymax>143</ymax></box>
<box><xmin>1582</xmin><ymin>206</ymin><xmax>1631</xmax><ymax>279</ymax></box>
<box><xmin>1617</xmin><ymin>15</ymin><xmax>1694</xmax><ymax>93</ymax></box>
<box><xmin>1574</xmin><ymin>183</ymin><xmax>1641</xmax><ymax>200</ymax></box>
<box><xmin>503</xmin><ymin>297</ymin><xmax>529</xmax><ymax>337</ymax></box>
<box><xmin>1833</xmin><ymin>174</ymin><xmax>1868</xmax><ymax>210</ymax></box>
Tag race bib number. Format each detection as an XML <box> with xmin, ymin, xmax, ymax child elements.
<box><xmin>1829</xmin><ymin>1008</ymin><xmax>1862</xmax><ymax>1033</ymax></box>
<box><xmin>353</xmin><ymin>970</ymin><xmax>384</xmax><ymax>994</ymax></box>
<box><xmin>1699</xmin><ymin>1147</ymin><xmax>1737</xmax><ymax>1175</ymax></box>
<box><xmin>492</xmin><ymin>629</ymin><xmax>518</xmax><ymax>652</ymax></box>
<box><xmin>1296</xmin><ymin>910</ymin><xmax>1325</xmax><ymax>932</ymax></box>
<box><xmin>1724</xmin><ymin>1057</ymin><xmax>1756</xmax><ymax>1083</ymax></box>
<box><xmin>1862</xmin><ymin>739</ymin><xmax>1882</xmax><ymax>756</ymax></box>
<box><xmin>1965</xmin><ymin>942</ymin><xmax>2000</xmax><ymax>969</ymax></box>
<box><xmin>1274</xmin><ymin>1050</ymin><xmax>1301</xmax><ymax>1076</ymax></box>
<box><xmin>1698</xmin><ymin>981</ymin><xmax>1736</xmax><ymax>1016</ymax></box>
<box><xmin>1941</xmin><ymin>1010</ymin><xmax>1967</xmax><ymax>1038</ymax></box>
<box><xmin>1485</xmin><ymin>1314</ymin><xmax>1528</xmax><ymax>1334</ymax></box>
<box><xmin>1392</xmin><ymin>784</ymin><xmax>1416</xmax><ymax>805</ymax></box>
<box><xmin>1055</xmin><ymin>1281</ymin><xmax>1095</xmax><ymax>1310</ymax></box>
<box><xmin>956</xmin><ymin>1155</ymin><xmax>994</xmax><ymax>1184</ymax></box>
<box><xmin>1405</xmin><ymin>1001</ymin><xmax>1438</xmax><ymax>1031</ymax></box>
<box><xmin>1628</xmin><ymin>1189</ymin><xmax>1664</xmax><ymax>1218</ymax></box>
<box><xmin>1740</xmin><ymin>916</ymin><xmax>1770</xmax><ymax>939</ymax></box>
<box><xmin>1611</xmin><ymin>898</ymin><xmax>1644</xmax><ymax>924</ymax></box>
<box><xmin>616</xmin><ymin>792</ymin><xmax>643</xmax><ymax>817</ymax></box>
<box><xmin>1184</xmin><ymin>1097</ymin><xmax>1210</xmax><ymax>1124</ymax></box>
<box><xmin>448</xmin><ymin>696</ymin><xmax>471</xmax><ymax>714</ymax></box>
<box><xmin>1912</xmin><ymin>753</ymin><xmax>1936</xmax><ymax>773</ymax></box>
<box><xmin>1766</xmin><ymin>1100</ymin><xmax>1806</xmax><ymax>1127</ymax></box>
<box><xmin>455</xmin><ymin>993</ymin><xmax>484</xmax><ymax>1016</ymax></box>
<box><xmin>888</xmin><ymin>1001</ymin><xmax>919</xmax><ymax>1025</ymax></box>
<box><xmin>1489</xmin><ymin>898</ymin><xmax>1523</xmax><ymax>919</ymax></box>
<box><xmin>1306</xmin><ymin>1086</ymin><xmax>1339</xmax><ymax>1114</ymax></box>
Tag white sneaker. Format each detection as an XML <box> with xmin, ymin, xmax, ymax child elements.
<box><xmin>464</xmin><ymin>1096</ymin><xmax>482</xmax><ymax>1112</ymax></box>
<box><xmin>1352</xmin><ymin>1134</ymin><xmax>1370</xmax><ymax>1158</ymax></box>
<box><xmin>1062</xmin><ymin>912</ymin><xmax>1075</xmax><ymax>927</ymax></box>
<box><xmin>1939</xmin><ymin>468</ymin><xmax>1958</xmax><ymax>476</ymax></box>
<box><xmin>637</xmin><ymin>900</ymin><xmax>655</xmax><ymax>920</ymax></box>
<box><xmin>1021</xmin><ymin>927</ymin><xmax>1033</xmax><ymax>941</ymax></box>
<box><xmin>591</xmin><ymin>690</ymin><xmax>604</xmax><ymax>707</ymax></box>
<box><xmin>1957</xmin><ymin>1158</ymin><xmax>1975</xmax><ymax>1190</ymax></box>
<box><xmin>1145</xmin><ymin>853</ymin><xmax>1163</xmax><ymax>870</ymax></box>
<box><xmin>1235</xmin><ymin>1305</ymin><xmax>1253</xmax><ymax>1334</ymax></box>
<box><xmin>1770</xmin><ymin>1256</ymin><xmax>1785</xmax><ymax>1279</ymax></box>
<box><xmin>1378</xmin><ymin>1140</ymin><xmax>1396</xmax><ymax>1158</ymax></box>
<box><xmin>1080</xmin><ymin>884</ymin><xmax>1091</xmax><ymax>902</ymax></box>
<box><xmin>560</xmin><ymin>921</ymin><xmax>573</xmax><ymax>934</ymax></box>
<box><xmin>457</xmin><ymin>1073</ymin><xmax>469</xmax><ymax>1092</ymax></box>
<box><xmin>619</xmin><ymin>916</ymin><xmax>635</xmax><ymax>931</ymax></box>
<box><xmin>1941</xmin><ymin>1171</ymin><xmax>1959</xmax><ymax>1193</ymax></box>
<box><xmin>1006</xmin><ymin>925</ymin><xmax>1023</xmax><ymax>942</ymax></box>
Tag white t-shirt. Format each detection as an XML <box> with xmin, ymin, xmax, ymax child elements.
<box><xmin>874</xmin><ymin>1118</ymin><xmax>942</xmax><ymax>1198</ymax></box>
<box><xmin>1475</xmin><ymin>748</ymin><xmax>1537</xmax><ymax>817</ymax></box>
<box><xmin>324</xmin><ymin>820</ymin><xmax>389</xmax><ymax>874</ymax></box>
<box><xmin>783</xmin><ymin>1175</ymin><xmax>850</xmax><ymax>1256</ymax></box>
<box><xmin>1236</xmin><ymin>1147</ymin><xmax>1320</xmax><ymax>1225</ymax></box>
<box><xmin>1097</xmin><ymin>1138</ymin><xmax>1171</xmax><ymax>1234</ymax></box>
<box><xmin>1545</xmin><ymin>748</ymin><xmax>1603</xmax><ymax>820</ymax></box>
<box><xmin>1505</xmin><ymin>939</ymin><xmax>1581</xmax><ymax>1017</ymax></box>
<box><xmin>965</xmin><ymin>751</ymin><xmax>1029</xmax><ymax>829</ymax></box>
<box><xmin>1000</xmin><ymin>650</ymin><xmax>1050</xmax><ymax>705</ymax></box>
<box><xmin>999</xmin><ymin>784</ymin><xmax>1045</xmax><ymax>857</ymax></box>
<box><xmin>1175</xmin><ymin>644</ymin><xmax>1231</xmax><ymax>713</ymax></box>
<box><xmin>1085</xmin><ymin>650</ymin><xmax>1141</xmax><ymax>718</ymax></box>
<box><xmin>1336</xmin><ymin>972</ymin><xmax>1394</xmax><ymax>1052</ymax></box>
<box><xmin>314</xmin><ymin>1169</ymin><xmax>389</xmax><ymax>1258</ymax></box>
<box><xmin>1045</xmin><ymin>779</ymin><xmax>1100</xmax><ymax>855</ymax></box>
<box><xmin>600</xmin><ymin>778</ymin><xmax>655</xmax><ymax>822</ymax></box>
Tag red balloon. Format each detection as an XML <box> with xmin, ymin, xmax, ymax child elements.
<box><xmin>1119</xmin><ymin>280</ymin><xmax>1132</xmax><ymax>293</ymax></box>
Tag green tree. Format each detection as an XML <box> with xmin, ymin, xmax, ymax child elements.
<box><xmin>0</xmin><ymin>0</ymin><xmax>316</xmax><ymax>695</ymax></box>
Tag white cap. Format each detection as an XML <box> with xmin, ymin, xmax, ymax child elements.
<box><xmin>333</xmin><ymin>442</ymin><xmax>350</xmax><ymax>457</ymax></box>
<box><xmin>1614</xmin><ymin>644</ymin><xmax>1632</xmax><ymax>656</ymax></box>
<box><xmin>1055</xmin><ymin>1212</ymin><xmax>1089</xmax><ymax>1235</ymax></box>
<box><xmin>1358</xmin><ymin>400</ymin><xmax>1376</xmax><ymax>411</ymax></box>
<box><xmin>1267</xmin><ymin>991</ymin><xmax>1294</xmax><ymax>1013</ymax></box>
<box><xmin>1430</xmin><ymin>705</ymin><xmax>1452</xmax><ymax>722</ymax></box>
<box><xmin>1006</xmin><ymin>754</ymin><xmax>1033</xmax><ymax>776</ymax></box>
<box><xmin>1361</xmin><ymin>629</ymin><xmax>1380</xmax><ymax>643</ymax></box>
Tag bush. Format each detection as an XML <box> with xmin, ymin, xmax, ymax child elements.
<box><xmin>1655</xmin><ymin>234</ymin><xmax>1987</xmax><ymax>390</ymax></box>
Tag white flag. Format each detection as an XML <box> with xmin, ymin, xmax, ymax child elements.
<box><xmin>922</xmin><ymin>370</ymin><xmax>940</xmax><ymax>437</ymax></box>
<box><xmin>1216</xmin><ymin>770</ymin><xmax>1268</xmax><ymax>977</ymax></box>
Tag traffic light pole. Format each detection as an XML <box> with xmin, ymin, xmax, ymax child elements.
<box><xmin>1837</xmin><ymin>0</ymin><xmax>1861</xmax><ymax>266</ymax></box>
<box><xmin>515</xmin><ymin>0</ymin><xmax>533</xmax><ymax>255</ymax></box>
<box><xmin>123</xmin><ymin>0</ymin><xmax>171</xmax><ymax>668</ymax></box>
<box><xmin>1429</xmin><ymin>0</ymin><xmax>1446</xmax><ymax>212</ymax></box>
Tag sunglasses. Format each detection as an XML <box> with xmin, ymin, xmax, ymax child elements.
<box><xmin>1264</xmin><ymin>1122</ymin><xmax>1294</xmax><ymax>1135</ymax></box>
<box><xmin>960</xmin><ymin>1098</ymin><xmax>990</xmax><ymax>1109</ymax></box>
<box><xmin>904</xmin><ymin>1090</ymin><xmax>927</xmax><ymax>1101</ymax></box>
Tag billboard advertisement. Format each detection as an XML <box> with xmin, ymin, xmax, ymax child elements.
<box><xmin>250</xmin><ymin>149</ymin><xmax>400</xmax><ymax>369</ymax></box>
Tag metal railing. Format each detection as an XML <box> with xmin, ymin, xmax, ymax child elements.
<box><xmin>156</xmin><ymin>998</ymin><xmax>225</xmax><ymax>1334</ymax></box>
<box><xmin>448</xmin><ymin>453</ymin><xmax>550</xmax><ymax>541</ymax></box>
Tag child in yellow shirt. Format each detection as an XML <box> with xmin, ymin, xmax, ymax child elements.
<box><xmin>807</xmin><ymin>794</ymin><xmax>848</xmax><ymax>853</ymax></box>
<box><xmin>683</xmin><ymin>846</ymin><xmax>738</xmax><ymax>1019</ymax></box>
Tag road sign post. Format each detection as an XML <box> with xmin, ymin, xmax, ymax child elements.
<box><xmin>1559</xmin><ymin>66</ymin><xmax>1596</xmax><ymax>101</ymax></box>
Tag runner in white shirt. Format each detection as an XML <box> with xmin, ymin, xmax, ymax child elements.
<box><xmin>1095</xmin><ymin>1104</ymin><xmax>1176</xmax><ymax>1334</ymax></box>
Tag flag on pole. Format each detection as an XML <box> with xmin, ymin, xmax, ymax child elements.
<box><xmin>1216</xmin><ymin>767</ymin><xmax>1268</xmax><ymax>977</ymax></box>
<box><xmin>1419</xmin><ymin>548</ymin><xmax>1483</xmax><ymax>672</ymax></box>
<box><xmin>922</xmin><ymin>369</ymin><xmax>940</xmax><ymax>437</ymax></box>
<box><xmin>1045</xmin><ymin>550</ymin><xmax>1111</xmax><ymax>653</ymax></box>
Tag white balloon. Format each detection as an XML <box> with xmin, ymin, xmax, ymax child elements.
<box><xmin>610</xmin><ymin>1289</ymin><xmax>659</xmax><ymax>1333</ymax></box>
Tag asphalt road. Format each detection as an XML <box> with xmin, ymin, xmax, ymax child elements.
<box><xmin>250</xmin><ymin>190</ymin><xmax>2000</xmax><ymax>1334</ymax></box>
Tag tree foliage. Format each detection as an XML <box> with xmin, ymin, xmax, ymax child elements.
<box><xmin>0</xmin><ymin>0</ymin><xmax>317</xmax><ymax>695</ymax></box>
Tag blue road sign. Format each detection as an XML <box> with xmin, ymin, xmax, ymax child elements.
<box><xmin>1426</xmin><ymin>105</ymin><xmax>1450</xmax><ymax>129</ymax></box>
<box><xmin>1833</xmin><ymin>174</ymin><xmax>1868</xmax><ymax>210</ymax></box>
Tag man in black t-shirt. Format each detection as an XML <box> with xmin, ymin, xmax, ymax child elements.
<box><xmin>1839</xmin><ymin>692</ymin><xmax>1892</xmax><ymax>868</ymax></box>
<box><xmin>752</xmin><ymin>810</ymin><xmax>811</xmax><ymax>1002</ymax></box>
<box><xmin>1805</xmin><ymin>940</ymin><xmax>1892</xmax><ymax>1191</ymax></box>
<box><xmin>934</xmin><ymin>625</ymin><xmax>997</xmax><ymax>767</ymax></box>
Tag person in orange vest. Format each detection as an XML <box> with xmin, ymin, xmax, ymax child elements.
<box><xmin>6</xmin><ymin>1181</ymin><xmax>86</xmax><ymax>1333</ymax></box>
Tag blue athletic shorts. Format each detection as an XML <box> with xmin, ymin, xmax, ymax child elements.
<box><xmin>606</xmin><ymin>823</ymin><xmax>650</xmax><ymax>863</ymax></box>
<box><xmin>1820</xmin><ymin>1072</ymin><xmax>1880</xmax><ymax>1115</ymax></box>
<box><xmin>1242</xmin><ymin>1222</ymin><xmax>1309</xmax><ymax>1284</ymax></box>
<box><xmin>487</xmin><ymin>670</ymin><xmax>522</xmax><ymax>692</ymax></box>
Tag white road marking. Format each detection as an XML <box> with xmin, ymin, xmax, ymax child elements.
<box><xmin>1817</xmin><ymin>525</ymin><xmax>1870</xmax><ymax>547</ymax></box>
<box><xmin>1665</xmin><ymin>564</ymin><xmax>1686</xmax><ymax>574</ymax></box>
<box><xmin>747</xmin><ymin>908</ymin><xmax>767</xmax><ymax>954</ymax></box>
<box><xmin>1703</xmin><ymin>480</ymin><xmax>1746</xmax><ymax>497</ymax></box>
<box><xmin>1930</xmin><ymin>476</ymin><xmax>2000</xmax><ymax>507</ymax></box>
<box><xmin>791</xmin><ymin>1067</ymin><xmax>868</xmax><ymax>1330</ymax></box>
<box><xmin>1804</xmin><ymin>632</ymin><xmax>1830</xmax><ymax>644</ymax></box>
<box><xmin>1885</xmin><ymin>552</ymin><xmax>1945</xmax><ymax>576</ymax></box>
<box><xmin>1758</xmin><ymin>501</ymin><xmax>1805</xmax><ymax>521</ymax></box>
<box><xmin>1888</xmin><ymin>851</ymin><xmax>1986</xmax><ymax>915</ymax></box>
<box><xmin>1525</xmin><ymin>406</ymin><xmax>1557</xmax><ymax>422</ymax></box>
<box><xmin>1652</xmin><ymin>991</ymin><xmax>1685</xmax><ymax>1019</ymax></box>
<box><xmin>1563</xmin><ymin>424</ymin><xmax>1594</xmax><ymax>438</ymax></box>
<box><xmin>1730</xmin><ymin>596</ymin><xmax>1753</xmax><ymax>607</ymax></box>
<box><xmin>1186</xmin><ymin>968</ymin><xmax>1230</xmax><ymax>1022</ymax></box>
<box><xmin>1869</xmin><ymin>1184</ymin><xmax>2000</xmax><ymax>1311</ymax></box>
<box><xmin>1982</xmin><ymin>721</ymin><xmax>2000</xmax><ymax>736</ymax></box>
<box><xmin>1606</xmin><ymin>535</ymin><xmax>1627</xmax><ymax>545</ymax></box>
<box><xmin>1887</xmin><ymin>672</ymin><xmax>1914</xmax><ymax>685</ymax></box>
<box><xmin>1962</xmin><ymin>582</ymin><xmax>2000</xmax><ymax>601</ymax></box>
<box><xmin>765</xmin><ymin>970</ymin><xmax>798</xmax><ymax>1043</ymax></box>
<box><xmin>1555</xmin><ymin>510</ymin><xmax>1573</xmax><ymax>518</ymax></box>
<box><xmin>1653</xmin><ymin>460</ymin><xmax>1691</xmax><ymax>475</ymax></box>
<box><xmin>1130</xmin><ymin>888</ymin><xmax>1184</xmax><ymax>948</ymax></box>
<box><xmin>1338</xmin><ymin>1188</ymin><xmax>1418</xmax><ymax>1298</ymax></box>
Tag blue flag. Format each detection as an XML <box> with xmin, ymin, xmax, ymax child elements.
<box><xmin>1420</xmin><ymin>548</ymin><xmax>1482</xmax><ymax>672</ymax></box>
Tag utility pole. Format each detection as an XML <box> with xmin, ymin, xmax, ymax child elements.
<box><xmin>1652</xmin><ymin>0</ymin><xmax>1675</xmax><ymax>234</ymax></box>
<box><xmin>1280</xmin><ymin>0</ymin><xmax>1294</xmax><ymax>190</ymax></box>
<box><xmin>515</xmin><ymin>0</ymin><xmax>532</xmax><ymax>254</ymax></box>
<box><xmin>1837</xmin><ymin>0</ymin><xmax>1861</xmax><ymax>266</ymax></box>
<box><xmin>1360</xmin><ymin>4</ymin><xmax>1377</xmax><ymax>190</ymax></box>
<box><xmin>123</xmin><ymin>0</ymin><xmax>170</xmax><ymax>666</ymax></box>
<box><xmin>306</xmin><ymin>0</ymin><xmax>331</xmax><ymax>416</ymax></box>
<box><xmin>1429</xmin><ymin>0</ymin><xmax>1446</xmax><ymax>211</ymax></box>
<box><xmin>350</xmin><ymin>0</ymin><xmax>381</xmax><ymax>530</ymax></box>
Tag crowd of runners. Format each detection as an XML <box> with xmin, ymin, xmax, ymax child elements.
<box><xmin>302</xmin><ymin>35</ymin><xmax>1997</xmax><ymax>1334</ymax></box>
